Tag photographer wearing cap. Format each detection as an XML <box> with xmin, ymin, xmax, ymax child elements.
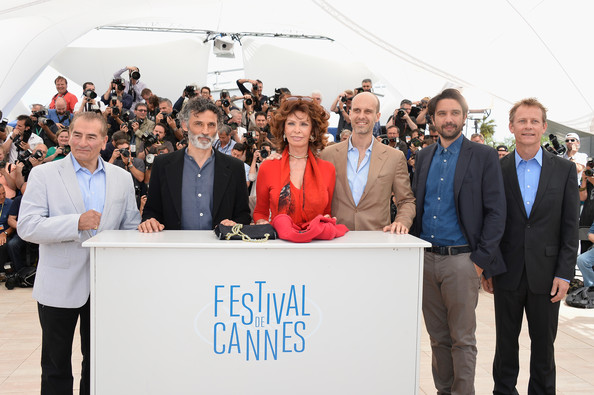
<box><xmin>113</xmin><ymin>66</ymin><xmax>147</xmax><ymax>105</ymax></box>
<box><xmin>2</xmin><ymin>115</ymin><xmax>44</xmax><ymax>164</ymax></box>
<box><xmin>496</xmin><ymin>145</ymin><xmax>509</xmax><ymax>159</ymax></box>
<box><xmin>562</xmin><ymin>132</ymin><xmax>587</xmax><ymax>182</ymax></box>
<box><xmin>75</xmin><ymin>82</ymin><xmax>105</xmax><ymax>113</ymax></box>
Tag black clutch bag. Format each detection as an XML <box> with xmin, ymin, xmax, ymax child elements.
<box><xmin>214</xmin><ymin>223</ymin><xmax>277</xmax><ymax>242</ymax></box>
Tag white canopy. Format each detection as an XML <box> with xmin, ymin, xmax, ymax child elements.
<box><xmin>1</xmin><ymin>0</ymin><xmax>592</xmax><ymax>141</ymax></box>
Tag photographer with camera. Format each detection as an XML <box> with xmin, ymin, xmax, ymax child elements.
<box><xmin>26</xmin><ymin>104</ymin><xmax>56</xmax><ymax>148</ymax></box>
<box><xmin>173</xmin><ymin>84</ymin><xmax>199</xmax><ymax>113</ymax></box>
<box><xmin>129</xmin><ymin>103</ymin><xmax>155</xmax><ymax>140</ymax></box>
<box><xmin>109</xmin><ymin>137</ymin><xmax>146</xmax><ymax>206</ymax></box>
<box><xmin>386</xmin><ymin>99</ymin><xmax>418</xmax><ymax>138</ymax></box>
<box><xmin>414</xmin><ymin>97</ymin><xmax>432</xmax><ymax>130</ymax></box>
<box><xmin>47</xmin><ymin>97</ymin><xmax>73</xmax><ymax>129</ymax></box>
<box><xmin>102</xmin><ymin>97</ymin><xmax>130</xmax><ymax>138</ymax></box>
<box><xmin>44</xmin><ymin>129</ymin><xmax>70</xmax><ymax>162</ymax></box>
<box><xmin>155</xmin><ymin>98</ymin><xmax>183</xmax><ymax>141</ymax></box>
<box><xmin>75</xmin><ymin>82</ymin><xmax>105</xmax><ymax>113</ymax></box>
<box><xmin>2</xmin><ymin>115</ymin><xmax>44</xmax><ymax>164</ymax></box>
<box><xmin>216</xmin><ymin>89</ymin><xmax>240</xmax><ymax>120</ymax></box>
<box><xmin>135</xmin><ymin>123</ymin><xmax>174</xmax><ymax>161</ymax></box>
<box><xmin>228</xmin><ymin>109</ymin><xmax>248</xmax><ymax>140</ymax></box>
<box><xmin>113</xmin><ymin>66</ymin><xmax>147</xmax><ymax>105</ymax></box>
<box><xmin>13</xmin><ymin>144</ymin><xmax>48</xmax><ymax>194</ymax></box>
<box><xmin>236</xmin><ymin>78</ymin><xmax>268</xmax><ymax>112</ymax></box>
<box><xmin>377</xmin><ymin>125</ymin><xmax>409</xmax><ymax>152</ymax></box>
<box><xmin>562</xmin><ymin>132</ymin><xmax>588</xmax><ymax>182</ymax></box>
<box><xmin>49</xmin><ymin>76</ymin><xmax>78</xmax><ymax>113</ymax></box>
<box><xmin>330</xmin><ymin>89</ymin><xmax>354</xmax><ymax>132</ymax></box>
<box><xmin>102</xmin><ymin>77</ymin><xmax>133</xmax><ymax>111</ymax></box>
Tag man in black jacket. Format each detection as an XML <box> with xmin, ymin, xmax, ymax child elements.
<box><xmin>483</xmin><ymin>98</ymin><xmax>579</xmax><ymax>395</ymax></box>
<box><xmin>138</xmin><ymin>98</ymin><xmax>250</xmax><ymax>232</ymax></box>
<box><xmin>412</xmin><ymin>88</ymin><xmax>506</xmax><ymax>395</ymax></box>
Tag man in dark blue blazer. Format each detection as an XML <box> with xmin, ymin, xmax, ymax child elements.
<box><xmin>482</xmin><ymin>98</ymin><xmax>579</xmax><ymax>395</ymax></box>
<box><xmin>139</xmin><ymin>98</ymin><xmax>250</xmax><ymax>232</ymax></box>
<box><xmin>412</xmin><ymin>89</ymin><xmax>506</xmax><ymax>394</ymax></box>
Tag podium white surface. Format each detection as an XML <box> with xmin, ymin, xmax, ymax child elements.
<box><xmin>84</xmin><ymin>230</ymin><xmax>430</xmax><ymax>395</ymax></box>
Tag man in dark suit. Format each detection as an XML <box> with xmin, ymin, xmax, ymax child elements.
<box><xmin>482</xmin><ymin>98</ymin><xmax>579</xmax><ymax>394</ymax></box>
<box><xmin>412</xmin><ymin>89</ymin><xmax>506</xmax><ymax>394</ymax></box>
<box><xmin>139</xmin><ymin>98</ymin><xmax>250</xmax><ymax>232</ymax></box>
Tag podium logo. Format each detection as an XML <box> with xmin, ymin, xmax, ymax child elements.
<box><xmin>194</xmin><ymin>280</ymin><xmax>321</xmax><ymax>361</ymax></box>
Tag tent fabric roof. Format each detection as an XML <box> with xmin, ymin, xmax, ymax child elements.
<box><xmin>1</xmin><ymin>0</ymin><xmax>592</xmax><ymax>137</ymax></box>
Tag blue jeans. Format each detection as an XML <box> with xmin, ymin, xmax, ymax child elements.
<box><xmin>576</xmin><ymin>248</ymin><xmax>594</xmax><ymax>287</ymax></box>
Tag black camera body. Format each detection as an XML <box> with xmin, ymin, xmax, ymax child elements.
<box><xmin>244</xmin><ymin>131</ymin><xmax>256</xmax><ymax>146</ymax></box>
<box><xmin>184</xmin><ymin>85</ymin><xmax>197</xmax><ymax>98</ymax></box>
<box><xmin>141</xmin><ymin>133</ymin><xmax>158</xmax><ymax>147</ymax></box>
<box><xmin>112</xmin><ymin>78</ymin><xmax>125</xmax><ymax>91</ymax></box>
<box><xmin>119</xmin><ymin>148</ymin><xmax>131</xmax><ymax>158</ymax></box>
<box><xmin>83</xmin><ymin>89</ymin><xmax>97</xmax><ymax>99</ymax></box>
<box><xmin>544</xmin><ymin>134</ymin><xmax>567</xmax><ymax>156</ymax></box>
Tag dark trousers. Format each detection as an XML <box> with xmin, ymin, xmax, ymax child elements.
<box><xmin>493</xmin><ymin>272</ymin><xmax>560</xmax><ymax>395</ymax></box>
<box><xmin>38</xmin><ymin>298</ymin><xmax>90</xmax><ymax>395</ymax></box>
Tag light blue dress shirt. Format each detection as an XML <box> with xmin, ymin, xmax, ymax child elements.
<box><xmin>515</xmin><ymin>148</ymin><xmax>542</xmax><ymax>218</ymax></box>
<box><xmin>419</xmin><ymin>134</ymin><xmax>467</xmax><ymax>246</ymax></box>
<box><xmin>347</xmin><ymin>136</ymin><xmax>374</xmax><ymax>206</ymax></box>
<box><xmin>71</xmin><ymin>155</ymin><xmax>106</xmax><ymax>235</ymax></box>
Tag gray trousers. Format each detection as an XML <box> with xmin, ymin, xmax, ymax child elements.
<box><xmin>422</xmin><ymin>251</ymin><xmax>480</xmax><ymax>395</ymax></box>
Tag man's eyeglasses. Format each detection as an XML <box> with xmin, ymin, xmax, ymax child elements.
<box><xmin>136</xmin><ymin>109</ymin><xmax>147</xmax><ymax>113</ymax></box>
<box><xmin>566</xmin><ymin>139</ymin><xmax>577</xmax><ymax>143</ymax></box>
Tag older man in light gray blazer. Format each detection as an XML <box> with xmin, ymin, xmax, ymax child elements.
<box><xmin>18</xmin><ymin>112</ymin><xmax>140</xmax><ymax>395</ymax></box>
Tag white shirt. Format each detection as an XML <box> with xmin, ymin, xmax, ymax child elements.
<box><xmin>563</xmin><ymin>151</ymin><xmax>588</xmax><ymax>182</ymax></box>
<box><xmin>6</xmin><ymin>130</ymin><xmax>44</xmax><ymax>163</ymax></box>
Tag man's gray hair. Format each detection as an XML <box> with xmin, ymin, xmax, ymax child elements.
<box><xmin>219</xmin><ymin>124</ymin><xmax>231</xmax><ymax>136</ymax></box>
<box><xmin>179</xmin><ymin>98</ymin><xmax>223</xmax><ymax>129</ymax></box>
<box><xmin>158</xmin><ymin>97</ymin><xmax>172</xmax><ymax>107</ymax></box>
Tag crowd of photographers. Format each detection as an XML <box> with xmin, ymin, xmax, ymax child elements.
<box><xmin>1</xmin><ymin>70</ymin><xmax>592</xmax><ymax>288</ymax></box>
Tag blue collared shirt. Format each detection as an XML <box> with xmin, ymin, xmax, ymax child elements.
<box><xmin>71</xmin><ymin>155</ymin><xmax>106</xmax><ymax>235</ymax></box>
<box><xmin>515</xmin><ymin>148</ymin><xmax>542</xmax><ymax>218</ymax></box>
<box><xmin>181</xmin><ymin>149</ymin><xmax>215</xmax><ymax>230</ymax></box>
<box><xmin>347</xmin><ymin>136</ymin><xmax>374</xmax><ymax>206</ymax></box>
<box><xmin>420</xmin><ymin>134</ymin><xmax>467</xmax><ymax>246</ymax></box>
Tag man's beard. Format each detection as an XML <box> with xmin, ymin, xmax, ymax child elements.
<box><xmin>437</xmin><ymin>122</ymin><xmax>463</xmax><ymax>141</ymax></box>
<box><xmin>189</xmin><ymin>133</ymin><xmax>214</xmax><ymax>150</ymax></box>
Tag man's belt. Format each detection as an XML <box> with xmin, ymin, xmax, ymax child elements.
<box><xmin>425</xmin><ymin>245</ymin><xmax>472</xmax><ymax>256</ymax></box>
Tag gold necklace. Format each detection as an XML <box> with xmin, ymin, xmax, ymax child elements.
<box><xmin>288</xmin><ymin>152</ymin><xmax>308</xmax><ymax>159</ymax></box>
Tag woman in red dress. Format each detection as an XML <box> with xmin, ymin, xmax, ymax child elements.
<box><xmin>253</xmin><ymin>96</ymin><xmax>335</xmax><ymax>226</ymax></box>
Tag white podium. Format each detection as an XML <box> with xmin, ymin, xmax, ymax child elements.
<box><xmin>84</xmin><ymin>230</ymin><xmax>430</xmax><ymax>395</ymax></box>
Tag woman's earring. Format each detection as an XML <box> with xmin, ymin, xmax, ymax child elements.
<box><xmin>283</xmin><ymin>134</ymin><xmax>287</xmax><ymax>141</ymax></box>
<box><xmin>310</xmin><ymin>135</ymin><xmax>315</xmax><ymax>142</ymax></box>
